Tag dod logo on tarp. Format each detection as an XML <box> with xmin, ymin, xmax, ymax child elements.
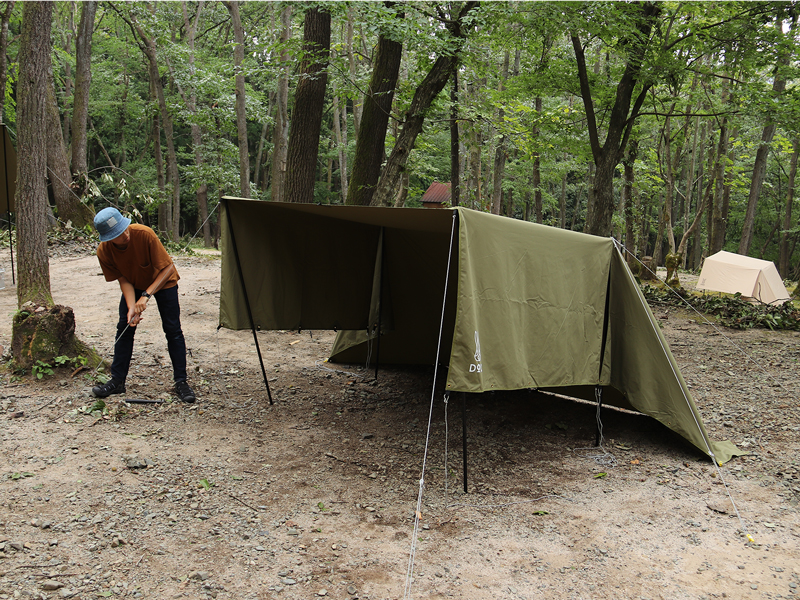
<box><xmin>469</xmin><ymin>330</ymin><xmax>482</xmax><ymax>373</ymax></box>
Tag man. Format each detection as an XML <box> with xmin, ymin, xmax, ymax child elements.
<box><xmin>92</xmin><ymin>207</ymin><xmax>196</xmax><ymax>403</ymax></box>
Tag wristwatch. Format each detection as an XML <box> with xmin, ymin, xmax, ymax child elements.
<box><xmin>141</xmin><ymin>291</ymin><xmax>152</xmax><ymax>299</ymax></box>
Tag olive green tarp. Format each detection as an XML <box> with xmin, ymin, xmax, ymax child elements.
<box><xmin>218</xmin><ymin>198</ymin><xmax>739</xmax><ymax>463</ymax></box>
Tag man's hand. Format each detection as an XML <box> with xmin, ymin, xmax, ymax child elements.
<box><xmin>127</xmin><ymin>306</ymin><xmax>144</xmax><ymax>327</ymax></box>
<box><xmin>134</xmin><ymin>295</ymin><xmax>149</xmax><ymax>315</ymax></box>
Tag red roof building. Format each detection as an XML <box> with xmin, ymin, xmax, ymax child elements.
<box><xmin>421</xmin><ymin>181</ymin><xmax>451</xmax><ymax>208</ymax></box>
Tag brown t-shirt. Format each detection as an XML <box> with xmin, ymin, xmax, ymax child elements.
<box><xmin>96</xmin><ymin>224</ymin><xmax>179</xmax><ymax>291</ymax></box>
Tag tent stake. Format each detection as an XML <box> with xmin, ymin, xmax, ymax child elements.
<box><xmin>462</xmin><ymin>392</ymin><xmax>468</xmax><ymax>493</ymax></box>
<box><xmin>374</xmin><ymin>227</ymin><xmax>385</xmax><ymax>380</ymax></box>
<box><xmin>223</xmin><ymin>199</ymin><xmax>273</xmax><ymax>405</ymax></box>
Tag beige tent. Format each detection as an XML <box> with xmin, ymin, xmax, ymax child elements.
<box><xmin>697</xmin><ymin>251</ymin><xmax>790</xmax><ymax>305</ymax></box>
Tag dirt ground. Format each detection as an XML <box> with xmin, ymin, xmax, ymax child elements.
<box><xmin>0</xmin><ymin>241</ymin><xmax>799</xmax><ymax>600</ymax></box>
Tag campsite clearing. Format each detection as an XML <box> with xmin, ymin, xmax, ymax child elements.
<box><xmin>0</xmin><ymin>244</ymin><xmax>799</xmax><ymax>600</ymax></box>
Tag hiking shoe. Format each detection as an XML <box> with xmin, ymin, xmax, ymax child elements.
<box><xmin>174</xmin><ymin>380</ymin><xmax>196</xmax><ymax>403</ymax></box>
<box><xmin>92</xmin><ymin>379</ymin><xmax>126</xmax><ymax>398</ymax></box>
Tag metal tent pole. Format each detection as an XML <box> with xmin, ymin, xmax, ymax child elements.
<box><xmin>374</xmin><ymin>227</ymin><xmax>385</xmax><ymax>380</ymax></box>
<box><xmin>462</xmin><ymin>392</ymin><xmax>468</xmax><ymax>493</ymax></box>
<box><xmin>223</xmin><ymin>199</ymin><xmax>273</xmax><ymax>405</ymax></box>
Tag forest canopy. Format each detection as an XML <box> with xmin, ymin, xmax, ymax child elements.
<box><xmin>4</xmin><ymin>1</ymin><xmax>800</xmax><ymax>279</ymax></box>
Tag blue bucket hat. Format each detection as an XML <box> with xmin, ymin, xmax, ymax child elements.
<box><xmin>94</xmin><ymin>207</ymin><xmax>131</xmax><ymax>242</ymax></box>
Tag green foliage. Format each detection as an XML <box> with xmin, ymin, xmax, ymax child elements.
<box><xmin>31</xmin><ymin>360</ymin><xmax>54</xmax><ymax>379</ymax></box>
<box><xmin>2</xmin><ymin>0</ymin><xmax>795</xmax><ymax>272</ymax></box>
<box><xmin>31</xmin><ymin>355</ymin><xmax>88</xmax><ymax>379</ymax></box>
<box><xmin>641</xmin><ymin>286</ymin><xmax>800</xmax><ymax>331</ymax></box>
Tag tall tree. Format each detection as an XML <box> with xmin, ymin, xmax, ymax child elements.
<box><xmin>270</xmin><ymin>4</ymin><xmax>292</xmax><ymax>203</ymax></box>
<box><xmin>490</xmin><ymin>51</ymin><xmax>510</xmax><ymax>215</ymax></box>
<box><xmin>224</xmin><ymin>1</ymin><xmax>250</xmax><ymax>198</ymax></box>
<box><xmin>346</xmin><ymin>3</ymin><xmax>403</xmax><ymax>206</ymax></box>
<box><xmin>172</xmin><ymin>0</ymin><xmax>211</xmax><ymax>246</ymax></box>
<box><xmin>16</xmin><ymin>1</ymin><xmax>53</xmax><ymax>307</ymax></box>
<box><xmin>116</xmin><ymin>6</ymin><xmax>181</xmax><ymax>239</ymax></box>
<box><xmin>70</xmin><ymin>0</ymin><xmax>97</xmax><ymax>186</ymax></box>
<box><xmin>284</xmin><ymin>7</ymin><xmax>331</xmax><ymax>203</ymax></box>
<box><xmin>779</xmin><ymin>138</ymin><xmax>798</xmax><ymax>278</ymax></box>
<box><xmin>46</xmin><ymin>65</ymin><xmax>94</xmax><ymax>228</ymax></box>
<box><xmin>622</xmin><ymin>139</ymin><xmax>638</xmax><ymax>266</ymax></box>
<box><xmin>571</xmin><ymin>2</ymin><xmax>660</xmax><ymax>237</ymax></box>
<box><xmin>450</xmin><ymin>69</ymin><xmax>460</xmax><ymax>207</ymax></box>
<box><xmin>331</xmin><ymin>81</ymin><xmax>348</xmax><ymax>201</ymax></box>
<box><xmin>347</xmin><ymin>5</ymin><xmax>362</xmax><ymax>138</ymax></box>
<box><xmin>738</xmin><ymin>12</ymin><xmax>794</xmax><ymax>255</ymax></box>
<box><xmin>371</xmin><ymin>1</ymin><xmax>478</xmax><ymax>207</ymax></box>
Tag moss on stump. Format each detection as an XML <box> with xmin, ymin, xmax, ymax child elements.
<box><xmin>11</xmin><ymin>302</ymin><xmax>104</xmax><ymax>372</ymax></box>
<box><xmin>664</xmin><ymin>252</ymin><xmax>684</xmax><ymax>289</ymax></box>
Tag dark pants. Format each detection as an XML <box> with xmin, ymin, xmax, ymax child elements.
<box><xmin>110</xmin><ymin>284</ymin><xmax>187</xmax><ymax>383</ymax></box>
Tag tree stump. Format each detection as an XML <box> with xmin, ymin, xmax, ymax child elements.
<box><xmin>665</xmin><ymin>252</ymin><xmax>684</xmax><ymax>288</ymax></box>
<box><xmin>11</xmin><ymin>302</ymin><xmax>104</xmax><ymax>372</ymax></box>
<box><xmin>639</xmin><ymin>256</ymin><xmax>658</xmax><ymax>281</ymax></box>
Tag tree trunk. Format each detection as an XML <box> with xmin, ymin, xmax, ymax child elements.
<box><xmin>346</xmin><ymin>6</ymin><xmax>402</xmax><ymax>206</ymax></box>
<box><xmin>224</xmin><ymin>1</ymin><xmax>250</xmax><ymax>198</ymax></box>
<box><xmin>779</xmin><ymin>138</ymin><xmax>798</xmax><ymax>278</ymax></box>
<box><xmin>490</xmin><ymin>51</ymin><xmax>510</xmax><ymax>215</ymax></box>
<box><xmin>153</xmin><ymin>112</ymin><xmax>167</xmax><ymax>233</ymax></box>
<box><xmin>709</xmin><ymin>117</ymin><xmax>730</xmax><ymax>254</ymax></box>
<box><xmin>466</xmin><ymin>81</ymin><xmax>482</xmax><ymax>210</ymax></box>
<box><xmin>16</xmin><ymin>1</ymin><xmax>53</xmax><ymax>308</ymax></box>
<box><xmin>450</xmin><ymin>69</ymin><xmax>460</xmax><ymax>207</ymax></box>
<box><xmin>622</xmin><ymin>140</ymin><xmax>638</xmax><ymax>266</ymax></box>
<box><xmin>393</xmin><ymin>170</ymin><xmax>409</xmax><ymax>207</ymax></box>
<box><xmin>116</xmin><ymin>7</ymin><xmax>181</xmax><ymax>239</ymax></box>
<box><xmin>70</xmin><ymin>0</ymin><xmax>97</xmax><ymax>185</ymax></box>
<box><xmin>661</xmin><ymin>110</ymin><xmax>677</xmax><ymax>255</ymax></box>
<box><xmin>177</xmin><ymin>0</ymin><xmax>210</xmax><ymax>245</ymax></box>
<box><xmin>739</xmin><ymin>13</ymin><xmax>793</xmax><ymax>255</ymax></box>
<box><xmin>331</xmin><ymin>88</ymin><xmax>348</xmax><ymax>201</ymax></box>
<box><xmin>653</xmin><ymin>191</ymin><xmax>666</xmax><ymax>266</ymax></box>
<box><xmin>270</xmin><ymin>5</ymin><xmax>291</xmax><ymax>202</ymax></box>
<box><xmin>532</xmin><ymin>96</ymin><xmax>543</xmax><ymax>223</ymax></box>
<box><xmin>0</xmin><ymin>1</ymin><xmax>16</xmax><ymax>123</ymax></box>
<box><xmin>347</xmin><ymin>5</ymin><xmax>362</xmax><ymax>138</ymax></box>
<box><xmin>253</xmin><ymin>115</ymin><xmax>269</xmax><ymax>192</ymax></box>
<box><xmin>46</xmin><ymin>71</ymin><xmax>93</xmax><ymax>227</ymax></box>
<box><xmin>682</xmin><ymin>114</ymin><xmax>700</xmax><ymax>267</ymax></box>
<box><xmin>60</xmin><ymin>4</ymin><xmax>74</xmax><ymax>151</ymax></box>
<box><xmin>690</xmin><ymin>121</ymin><xmax>708</xmax><ymax>269</ymax></box>
<box><xmin>285</xmin><ymin>7</ymin><xmax>330</xmax><ymax>204</ymax></box>
<box><xmin>571</xmin><ymin>2</ymin><xmax>660</xmax><ymax>236</ymax></box>
<box><xmin>371</xmin><ymin>2</ymin><xmax>477</xmax><ymax>207</ymax></box>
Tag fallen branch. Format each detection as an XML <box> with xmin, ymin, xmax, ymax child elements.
<box><xmin>226</xmin><ymin>493</ymin><xmax>261</xmax><ymax>512</ymax></box>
